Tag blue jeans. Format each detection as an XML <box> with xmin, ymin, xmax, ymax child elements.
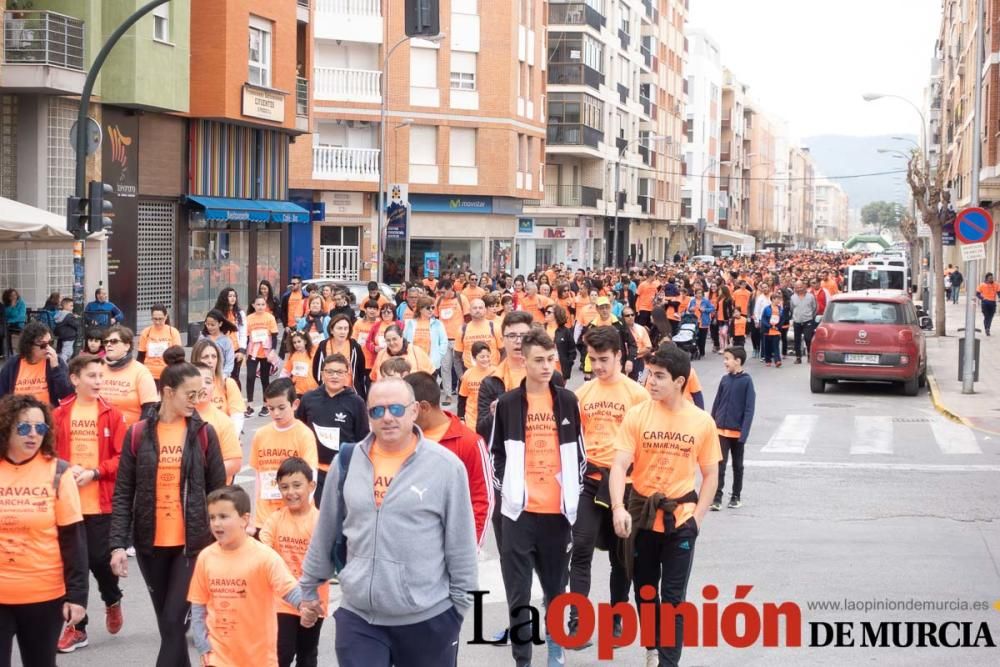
<box><xmin>334</xmin><ymin>606</ymin><xmax>462</xmax><ymax>667</ymax></box>
<box><xmin>762</xmin><ymin>334</ymin><xmax>781</xmax><ymax>363</ymax></box>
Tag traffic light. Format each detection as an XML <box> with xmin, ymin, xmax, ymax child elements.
<box><xmin>404</xmin><ymin>0</ymin><xmax>439</xmax><ymax>38</ymax></box>
<box><xmin>87</xmin><ymin>181</ymin><xmax>113</xmax><ymax>235</ymax></box>
<box><xmin>66</xmin><ymin>195</ymin><xmax>88</xmax><ymax>239</ymax></box>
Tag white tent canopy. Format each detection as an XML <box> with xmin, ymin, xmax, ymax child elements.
<box><xmin>0</xmin><ymin>196</ymin><xmax>74</xmax><ymax>248</ymax></box>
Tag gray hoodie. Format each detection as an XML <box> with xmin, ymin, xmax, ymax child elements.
<box><xmin>299</xmin><ymin>428</ymin><xmax>478</xmax><ymax>626</ymax></box>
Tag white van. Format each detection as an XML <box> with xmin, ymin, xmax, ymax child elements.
<box><xmin>847</xmin><ymin>264</ymin><xmax>908</xmax><ymax>293</ymax></box>
<box><xmin>866</xmin><ymin>255</ymin><xmax>911</xmax><ymax>287</ymax></box>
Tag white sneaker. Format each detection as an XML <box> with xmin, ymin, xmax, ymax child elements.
<box><xmin>125</xmin><ymin>546</ymin><xmax>136</xmax><ymax>558</ymax></box>
<box><xmin>646</xmin><ymin>648</ymin><xmax>659</xmax><ymax>667</ymax></box>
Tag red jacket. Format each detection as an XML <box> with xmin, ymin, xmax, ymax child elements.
<box><xmin>53</xmin><ymin>395</ymin><xmax>126</xmax><ymax>514</ymax></box>
<box><xmin>435</xmin><ymin>411</ymin><xmax>494</xmax><ymax>547</ymax></box>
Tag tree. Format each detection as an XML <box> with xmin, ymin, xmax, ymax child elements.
<box><xmin>861</xmin><ymin>200</ymin><xmax>903</xmax><ymax>233</ymax></box>
<box><xmin>907</xmin><ymin>151</ymin><xmax>949</xmax><ymax>336</ymax></box>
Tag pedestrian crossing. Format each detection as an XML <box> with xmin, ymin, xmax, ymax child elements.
<box><xmin>755</xmin><ymin>413</ymin><xmax>983</xmax><ymax>457</ymax></box>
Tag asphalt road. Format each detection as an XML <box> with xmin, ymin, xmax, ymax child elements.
<box><xmin>49</xmin><ymin>350</ymin><xmax>1000</xmax><ymax>666</ymax></box>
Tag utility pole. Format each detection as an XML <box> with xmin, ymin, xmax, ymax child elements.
<box><xmin>962</xmin><ymin>0</ymin><xmax>985</xmax><ymax>393</ymax></box>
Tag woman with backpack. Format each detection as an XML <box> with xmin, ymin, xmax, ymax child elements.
<box><xmin>109</xmin><ymin>357</ymin><xmax>226</xmax><ymax>667</ymax></box>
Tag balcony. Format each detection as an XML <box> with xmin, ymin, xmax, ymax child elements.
<box><xmin>315</xmin><ymin>0</ymin><xmax>383</xmax><ymax>44</ymax></box>
<box><xmin>547</xmin><ymin>124</ymin><xmax>603</xmax><ymax>150</ymax></box>
<box><xmin>543</xmin><ymin>184</ymin><xmax>602</xmax><ymax>208</ymax></box>
<box><xmin>617</xmin><ymin>84</ymin><xmax>628</xmax><ymax>105</ymax></box>
<box><xmin>640</xmin><ymin>45</ymin><xmax>652</xmax><ymax>70</ymax></box>
<box><xmin>547</xmin><ymin>63</ymin><xmax>603</xmax><ymax>90</ymax></box>
<box><xmin>548</xmin><ymin>3</ymin><xmax>605</xmax><ymax>31</ymax></box>
<box><xmin>638</xmin><ymin>195</ymin><xmax>651</xmax><ymax>214</ymax></box>
<box><xmin>314</xmin><ymin>67</ymin><xmax>381</xmax><ymax>103</ymax></box>
<box><xmin>618</xmin><ymin>28</ymin><xmax>630</xmax><ymax>51</ymax></box>
<box><xmin>313</xmin><ymin>146</ymin><xmax>380</xmax><ymax>181</ymax></box>
<box><xmin>296</xmin><ymin>77</ymin><xmax>309</xmax><ymax>115</ymax></box>
<box><xmin>639</xmin><ymin>95</ymin><xmax>651</xmax><ymax>117</ymax></box>
<box><xmin>1</xmin><ymin>10</ymin><xmax>85</xmax><ymax>94</ymax></box>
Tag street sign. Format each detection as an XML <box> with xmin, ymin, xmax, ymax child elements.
<box><xmin>960</xmin><ymin>242</ymin><xmax>986</xmax><ymax>261</ymax></box>
<box><xmin>954</xmin><ymin>206</ymin><xmax>994</xmax><ymax>245</ymax></box>
<box><xmin>69</xmin><ymin>117</ymin><xmax>102</xmax><ymax>156</ymax></box>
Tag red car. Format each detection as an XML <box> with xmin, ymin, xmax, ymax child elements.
<box><xmin>810</xmin><ymin>290</ymin><xmax>928</xmax><ymax>395</ymax></box>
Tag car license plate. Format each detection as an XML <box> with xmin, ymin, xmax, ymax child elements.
<box><xmin>844</xmin><ymin>354</ymin><xmax>879</xmax><ymax>364</ymax></box>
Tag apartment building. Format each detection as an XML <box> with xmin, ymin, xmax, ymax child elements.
<box><xmin>814</xmin><ymin>178</ymin><xmax>849</xmax><ymax>243</ymax></box>
<box><xmin>718</xmin><ymin>68</ymin><xmax>751</xmax><ymax>238</ymax></box>
<box><xmin>787</xmin><ymin>145</ymin><xmax>816</xmax><ymax>247</ymax></box>
<box><xmin>1</xmin><ymin>0</ymin><xmax>191</xmax><ymax>326</ymax></box>
<box><xmin>290</xmin><ymin>0</ymin><xmax>545</xmax><ymax>282</ymax></box>
<box><xmin>681</xmin><ymin>29</ymin><xmax>720</xmax><ymax>254</ymax></box>
<box><xmin>744</xmin><ymin>100</ymin><xmax>778</xmax><ymax>243</ymax></box>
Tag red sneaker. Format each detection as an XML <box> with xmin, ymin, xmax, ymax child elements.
<box><xmin>106</xmin><ymin>602</ymin><xmax>124</xmax><ymax>635</ymax></box>
<box><xmin>57</xmin><ymin>625</ymin><xmax>88</xmax><ymax>653</ymax></box>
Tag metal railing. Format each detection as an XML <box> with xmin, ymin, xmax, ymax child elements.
<box><xmin>548</xmin><ymin>3</ymin><xmax>604</xmax><ymax>30</ymax></box>
<box><xmin>314</xmin><ymin>66</ymin><xmax>381</xmax><ymax>102</ymax></box>
<box><xmin>319</xmin><ymin>245</ymin><xmax>361</xmax><ymax>281</ymax></box>
<box><xmin>315</xmin><ymin>0</ymin><xmax>381</xmax><ymax>16</ymax></box>
<box><xmin>313</xmin><ymin>146</ymin><xmax>380</xmax><ymax>180</ymax></box>
<box><xmin>296</xmin><ymin>76</ymin><xmax>309</xmax><ymax>116</ymax></box>
<box><xmin>547</xmin><ymin>63</ymin><xmax>603</xmax><ymax>90</ymax></box>
<box><xmin>543</xmin><ymin>184</ymin><xmax>602</xmax><ymax>208</ymax></box>
<box><xmin>546</xmin><ymin>124</ymin><xmax>603</xmax><ymax>149</ymax></box>
<box><xmin>2</xmin><ymin>10</ymin><xmax>84</xmax><ymax>70</ymax></box>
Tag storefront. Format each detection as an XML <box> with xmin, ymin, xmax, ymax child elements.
<box><xmin>514</xmin><ymin>217</ymin><xmax>597</xmax><ymax>275</ymax></box>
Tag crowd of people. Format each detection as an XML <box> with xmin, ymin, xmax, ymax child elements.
<box><xmin>1</xmin><ymin>248</ymin><xmax>993</xmax><ymax>667</ymax></box>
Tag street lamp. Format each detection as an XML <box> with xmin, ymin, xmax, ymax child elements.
<box><xmin>611</xmin><ymin>135</ymin><xmax>667</xmax><ymax>268</ymax></box>
<box><xmin>698</xmin><ymin>156</ymin><xmax>728</xmax><ymax>254</ymax></box>
<box><xmin>376</xmin><ymin>32</ymin><xmax>446</xmax><ymax>282</ymax></box>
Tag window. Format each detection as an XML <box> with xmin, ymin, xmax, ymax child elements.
<box><xmin>548</xmin><ymin>92</ymin><xmax>603</xmax><ymax>129</ymax></box>
<box><xmin>450</xmin><ymin>52</ymin><xmax>476</xmax><ymax>90</ymax></box>
<box><xmin>410</xmin><ymin>47</ymin><xmax>438</xmax><ymax>88</ymax></box>
<box><xmin>450</xmin><ymin>128</ymin><xmax>477</xmax><ymax>167</ymax></box>
<box><xmin>153</xmin><ymin>4</ymin><xmax>170</xmax><ymax>42</ymax></box>
<box><xmin>410</xmin><ymin>126</ymin><xmax>438</xmax><ymax>165</ymax></box>
<box><xmin>249</xmin><ymin>16</ymin><xmax>272</xmax><ymax>87</ymax></box>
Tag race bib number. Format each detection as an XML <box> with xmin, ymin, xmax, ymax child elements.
<box><xmin>258</xmin><ymin>471</ymin><xmax>282</xmax><ymax>500</ymax></box>
<box><xmin>251</xmin><ymin>329</ymin><xmax>269</xmax><ymax>344</ymax></box>
<box><xmin>147</xmin><ymin>341</ymin><xmax>168</xmax><ymax>358</ymax></box>
<box><xmin>356</xmin><ymin>332</ymin><xmax>368</xmax><ymax>347</ymax></box>
<box><xmin>313</xmin><ymin>425</ymin><xmax>341</xmax><ymax>451</ymax></box>
<box><xmin>376</xmin><ymin>335</ymin><xmax>386</xmax><ymax>348</ymax></box>
<box><xmin>292</xmin><ymin>362</ymin><xmax>309</xmax><ymax>377</ymax></box>
<box><xmin>309</xmin><ymin>331</ymin><xmax>324</xmax><ymax>345</ymax></box>
<box><xmin>770</xmin><ymin>314</ymin><xmax>780</xmax><ymax>326</ymax></box>
<box><xmin>441</xmin><ymin>308</ymin><xmax>454</xmax><ymax>320</ymax></box>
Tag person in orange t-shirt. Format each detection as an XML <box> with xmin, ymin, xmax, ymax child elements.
<box><xmin>458</xmin><ymin>342</ymin><xmax>495</xmax><ymax>431</ymax></box>
<box><xmin>635</xmin><ymin>273</ymin><xmax>660</xmax><ymax>327</ymax></box>
<box><xmin>189</xmin><ymin>486</ymin><xmax>302</xmax><ymax>667</ymax></box>
<box><xmin>454</xmin><ymin>299</ymin><xmax>503</xmax><ymax>368</ymax></box>
<box><xmin>195</xmin><ymin>365</ymin><xmax>244</xmax><ymax>482</ymax></box>
<box><xmin>0</xmin><ymin>320</ymin><xmax>72</xmax><ymax>406</ymax></box>
<box><xmin>0</xmin><ymin>394</ymin><xmax>87</xmax><ymax>667</ymax></box>
<box><xmin>100</xmin><ymin>325</ymin><xmax>159</xmax><ymax>426</ymax></box>
<box><xmin>260</xmin><ymin>458</ymin><xmax>329</xmax><ymax>667</ymax></box>
<box><xmin>610</xmin><ymin>344</ymin><xmax>720</xmax><ymax>667</ymax></box>
<box><xmin>976</xmin><ymin>272</ymin><xmax>998</xmax><ymax>335</ymax></box>
<box><xmin>282</xmin><ymin>332</ymin><xmax>319</xmax><ymax>397</ymax></box>
<box><xmin>137</xmin><ymin>305</ymin><xmax>183</xmax><ymax>386</ymax></box>
<box><xmin>518</xmin><ymin>282</ymin><xmax>552</xmax><ymax>323</ymax></box>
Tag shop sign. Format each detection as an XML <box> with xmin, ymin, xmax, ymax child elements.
<box><xmin>411</xmin><ymin>194</ymin><xmax>493</xmax><ymax>213</ymax></box>
<box><xmin>242</xmin><ymin>84</ymin><xmax>285</xmax><ymax>122</ymax></box>
<box><xmin>386</xmin><ymin>202</ymin><xmax>407</xmax><ymax>241</ymax></box>
<box><xmin>322</xmin><ymin>191</ymin><xmax>364</xmax><ymax>215</ymax></box>
<box><xmin>544</xmin><ymin>228</ymin><xmax>567</xmax><ymax>239</ymax></box>
<box><xmin>517</xmin><ymin>218</ymin><xmax>534</xmax><ymax>235</ymax></box>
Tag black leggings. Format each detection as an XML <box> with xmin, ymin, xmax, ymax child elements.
<box><xmin>78</xmin><ymin>514</ymin><xmax>122</xmax><ymax>632</ymax></box>
<box><xmin>277</xmin><ymin>613</ymin><xmax>324</xmax><ymax>667</ymax></box>
<box><xmin>0</xmin><ymin>598</ymin><xmax>62</xmax><ymax>667</ymax></box>
<box><xmin>246</xmin><ymin>356</ymin><xmax>272</xmax><ymax>403</ymax></box>
<box><xmin>135</xmin><ymin>547</ymin><xmax>194</xmax><ymax>667</ymax></box>
<box><xmin>229</xmin><ymin>358</ymin><xmax>243</xmax><ymax>390</ymax></box>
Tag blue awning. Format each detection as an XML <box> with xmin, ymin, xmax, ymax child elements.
<box><xmin>186</xmin><ymin>196</ymin><xmax>310</xmax><ymax>223</ymax></box>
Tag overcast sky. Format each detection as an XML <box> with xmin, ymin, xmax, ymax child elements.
<box><xmin>689</xmin><ymin>0</ymin><xmax>943</xmax><ymax>140</ymax></box>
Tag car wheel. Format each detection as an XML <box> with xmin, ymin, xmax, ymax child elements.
<box><xmin>810</xmin><ymin>375</ymin><xmax>825</xmax><ymax>394</ymax></box>
<box><xmin>902</xmin><ymin>376</ymin><xmax>919</xmax><ymax>396</ymax></box>
<box><xmin>917</xmin><ymin>367</ymin><xmax>927</xmax><ymax>388</ymax></box>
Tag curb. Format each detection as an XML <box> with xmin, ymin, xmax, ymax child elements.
<box><xmin>927</xmin><ymin>369</ymin><xmax>1000</xmax><ymax>436</ymax></box>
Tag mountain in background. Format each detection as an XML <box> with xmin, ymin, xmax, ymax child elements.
<box><xmin>802</xmin><ymin>134</ymin><xmax>917</xmax><ymax>211</ymax></box>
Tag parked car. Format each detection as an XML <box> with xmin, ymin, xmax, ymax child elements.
<box><xmin>810</xmin><ymin>290</ymin><xmax>928</xmax><ymax>396</ymax></box>
<box><xmin>303</xmin><ymin>279</ymin><xmax>396</xmax><ymax>307</ymax></box>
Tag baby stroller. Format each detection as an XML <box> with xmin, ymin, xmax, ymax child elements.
<box><xmin>674</xmin><ymin>312</ymin><xmax>699</xmax><ymax>359</ymax></box>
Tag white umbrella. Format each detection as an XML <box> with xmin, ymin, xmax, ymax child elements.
<box><xmin>0</xmin><ymin>196</ymin><xmax>74</xmax><ymax>247</ymax></box>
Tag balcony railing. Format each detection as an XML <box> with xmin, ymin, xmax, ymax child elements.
<box><xmin>547</xmin><ymin>63</ymin><xmax>603</xmax><ymax>90</ymax></box>
<box><xmin>617</xmin><ymin>84</ymin><xmax>628</xmax><ymax>105</ymax></box>
<box><xmin>547</xmin><ymin>124</ymin><xmax>603</xmax><ymax>149</ymax></box>
<box><xmin>313</xmin><ymin>146</ymin><xmax>380</xmax><ymax>181</ymax></box>
<box><xmin>543</xmin><ymin>184</ymin><xmax>602</xmax><ymax>208</ymax></box>
<box><xmin>638</xmin><ymin>195</ymin><xmax>651</xmax><ymax>214</ymax></box>
<box><xmin>314</xmin><ymin>66</ymin><xmax>381</xmax><ymax>102</ymax></box>
<box><xmin>640</xmin><ymin>45</ymin><xmax>652</xmax><ymax>69</ymax></box>
<box><xmin>296</xmin><ymin>77</ymin><xmax>309</xmax><ymax>116</ymax></box>
<box><xmin>618</xmin><ymin>28</ymin><xmax>630</xmax><ymax>51</ymax></box>
<box><xmin>316</xmin><ymin>0</ymin><xmax>380</xmax><ymax>15</ymax></box>
<box><xmin>639</xmin><ymin>95</ymin><xmax>651</xmax><ymax>117</ymax></box>
<box><xmin>548</xmin><ymin>3</ymin><xmax>605</xmax><ymax>30</ymax></box>
<box><xmin>2</xmin><ymin>10</ymin><xmax>84</xmax><ymax>70</ymax></box>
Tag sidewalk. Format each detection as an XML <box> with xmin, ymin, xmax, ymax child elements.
<box><xmin>923</xmin><ymin>293</ymin><xmax>1000</xmax><ymax>432</ymax></box>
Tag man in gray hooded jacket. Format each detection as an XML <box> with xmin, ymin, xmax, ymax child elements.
<box><xmin>298</xmin><ymin>377</ymin><xmax>478</xmax><ymax>667</ymax></box>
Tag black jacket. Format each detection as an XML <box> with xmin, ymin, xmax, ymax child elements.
<box><xmin>311</xmin><ymin>337</ymin><xmax>369</xmax><ymax>399</ymax></box>
<box><xmin>553</xmin><ymin>326</ymin><xmax>576</xmax><ymax>381</ymax></box>
<box><xmin>110</xmin><ymin>412</ymin><xmax>227</xmax><ymax>557</ymax></box>
<box><xmin>0</xmin><ymin>354</ymin><xmax>72</xmax><ymax>406</ymax></box>
<box><xmin>709</xmin><ymin>371</ymin><xmax>756</xmax><ymax>443</ymax></box>
<box><xmin>475</xmin><ymin>367</ymin><xmax>565</xmax><ymax>441</ymax></box>
<box><xmin>295</xmin><ymin>385</ymin><xmax>370</xmax><ymax>469</ymax></box>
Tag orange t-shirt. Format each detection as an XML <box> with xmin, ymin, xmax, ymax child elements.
<box><xmin>491</xmin><ymin>360</ymin><xmax>526</xmax><ymax>393</ymax></box>
<box><xmin>286</xmin><ymin>291</ymin><xmax>305</xmax><ymax>327</ymax></box>
<box><xmin>247</xmin><ymin>311</ymin><xmax>279</xmax><ymax>359</ymax></box>
<box><xmin>458</xmin><ymin>365</ymin><xmax>493</xmax><ymax>430</ymax></box>
<box><xmin>155</xmin><ymin>419</ymin><xmax>187</xmax><ymax>547</ymax></box>
<box><xmin>198</xmin><ymin>403</ymin><xmax>242</xmax><ymax>464</ymax></box>
<box><xmin>138</xmin><ymin>324</ymin><xmax>182</xmax><ymax>379</ymax></box>
<box><xmin>0</xmin><ymin>454</ymin><xmax>82</xmax><ymax>604</ymax></box>
<box><xmin>436</xmin><ymin>296</ymin><xmax>467</xmax><ymax>340</ymax></box>
<box><xmin>822</xmin><ymin>278</ymin><xmax>840</xmax><ymax>296</ymax></box>
<box><xmin>352</xmin><ymin>319</ymin><xmax>378</xmax><ymax>369</ymax></box>
<box><xmin>615</xmin><ymin>400</ymin><xmax>721</xmax><ymax>531</ymax></box>
<box><xmin>250</xmin><ymin>421</ymin><xmax>319</xmax><ymax>527</ymax></box>
<box><xmin>636</xmin><ymin>281</ymin><xmax>659</xmax><ymax>312</ymax></box>
<box><xmin>101</xmin><ymin>361</ymin><xmax>159</xmax><ymax>426</ymax></box>
<box><xmin>69</xmin><ymin>400</ymin><xmax>102</xmax><ymax>515</ymax></box>
<box><xmin>188</xmin><ymin>538</ymin><xmax>298</xmax><ymax>667</ymax></box>
<box><xmin>575</xmin><ymin>375</ymin><xmax>650</xmax><ymax>471</ymax></box>
<box><xmin>320</xmin><ymin>337</ymin><xmax>354</xmax><ymax>386</ymax></box>
<box><xmin>454</xmin><ymin>319</ymin><xmax>503</xmax><ymax>368</ymax></box>
<box><xmin>733</xmin><ymin>316</ymin><xmax>747</xmax><ymax>337</ymax></box>
<box><xmin>719</xmin><ymin>428</ymin><xmax>741</xmax><ymax>439</ymax></box>
<box><xmin>520</xmin><ymin>294</ymin><xmax>551</xmax><ymax>323</ymax></box>
<box><xmin>410</xmin><ymin>320</ymin><xmax>432</xmax><ymax>356</ymax></box>
<box><xmin>462</xmin><ymin>286</ymin><xmax>486</xmax><ymax>303</ymax></box>
<box><xmin>631</xmin><ymin>323</ymin><xmax>652</xmax><ymax>354</ymax></box>
<box><xmin>685</xmin><ymin>367</ymin><xmax>703</xmax><ymax>405</ymax></box>
<box><xmin>371</xmin><ymin>436</ymin><xmax>418</xmax><ymax>507</ymax></box>
<box><xmin>524</xmin><ymin>391</ymin><xmax>562</xmax><ymax>514</ymax></box>
<box><xmin>260</xmin><ymin>506</ymin><xmax>329</xmax><ymax>616</ymax></box>
<box><xmin>575</xmin><ymin>297</ymin><xmax>597</xmax><ymax>328</ymax></box>
<box><xmin>14</xmin><ymin>358</ymin><xmax>49</xmax><ymax>404</ymax></box>
<box><xmin>978</xmin><ymin>282</ymin><xmax>998</xmax><ymax>301</ymax></box>
<box><xmin>212</xmin><ymin>377</ymin><xmax>246</xmax><ymax>417</ymax></box>
<box><xmin>284</xmin><ymin>350</ymin><xmax>318</xmax><ymax>395</ymax></box>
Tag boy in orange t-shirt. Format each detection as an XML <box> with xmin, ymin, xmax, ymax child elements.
<box><xmin>189</xmin><ymin>486</ymin><xmax>302</xmax><ymax>667</ymax></box>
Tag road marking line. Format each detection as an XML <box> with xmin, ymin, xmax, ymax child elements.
<box><xmin>745</xmin><ymin>460</ymin><xmax>1000</xmax><ymax>472</ymax></box>
<box><xmin>761</xmin><ymin>415</ymin><xmax>818</xmax><ymax>454</ymax></box>
<box><xmin>930</xmin><ymin>416</ymin><xmax>982</xmax><ymax>454</ymax></box>
<box><xmin>850</xmin><ymin>416</ymin><xmax>893</xmax><ymax>455</ymax></box>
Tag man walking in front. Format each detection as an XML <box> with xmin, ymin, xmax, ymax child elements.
<box><xmin>491</xmin><ymin>329</ymin><xmax>585</xmax><ymax>667</ymax></box>
<box><xmin>298</xmin><ymin>378</ymin><xmax>478</xmax><ymax>667</ymax></box>
<box><xmin>790</xmin><ymin>280</ymin><xmax>817</xmax><ymax>364</ymax></box>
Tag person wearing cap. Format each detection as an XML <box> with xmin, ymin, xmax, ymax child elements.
<box><xmin>583</xmin><ymin>296</ymin><xmax>637</xmax><ymax>377</ymax></box>
<box><xmin>366</xmin><ymin>281</ymin><xmax>391</xmax><ymax>310</ymax></box>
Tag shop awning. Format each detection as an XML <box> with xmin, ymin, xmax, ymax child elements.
<box><xmin>186</xmin><ymin>196</ymin><xmax>309</xmax><ymax>223</ymax></box>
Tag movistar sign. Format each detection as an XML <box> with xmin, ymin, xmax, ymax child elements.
<box><xmin>410</xmin><ymin>194</ymin><xmax>493</xmax><ymax>214</ymax></box>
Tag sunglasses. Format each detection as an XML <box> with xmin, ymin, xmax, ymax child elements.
<box><xmin>16</xmin><ymin>422</ymin><xmax>48</xmax><ymax>437</ymax></box>
<box><xmin>368</xmin><ymin>403</ymin><xmax>412</xmax><ymax>419</ymax></box>
<box><xmin>34</xmin><ymin>340</ymin><xmax>52</xmax><ymax>348</ymax></box>
<box><xmin>103</xmin><ymin>338</ymin><xmax>123</xmax><ymax>345</ymax></box>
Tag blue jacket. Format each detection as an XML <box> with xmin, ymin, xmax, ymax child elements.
<box><xmin>710</xmin><ymin>371</ymin><xmax>756</xmax><ymax>443</ymax></box>
<box><xmin>760</xmin><ymin>304</ymin><xmax>788</xmax><ymax>335</ymax></box>
<box><xmin>84</xmin><ymin>300</ymin><xmax>124</xmax><ymax>327</ymax></box>
<box><xmin>687</xmin><ymin>297</ymin><xmax>716</xmax><ymax>328</ymax></box>
<box><xmin>4</xmin><ymin>297</ymin><xmax>25</xmax><ymax>328</ymax></box>
<box><xmin>402</xmin><ymin>318</ymin><xmax>449</xmax><ymax>369</ymax></box>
